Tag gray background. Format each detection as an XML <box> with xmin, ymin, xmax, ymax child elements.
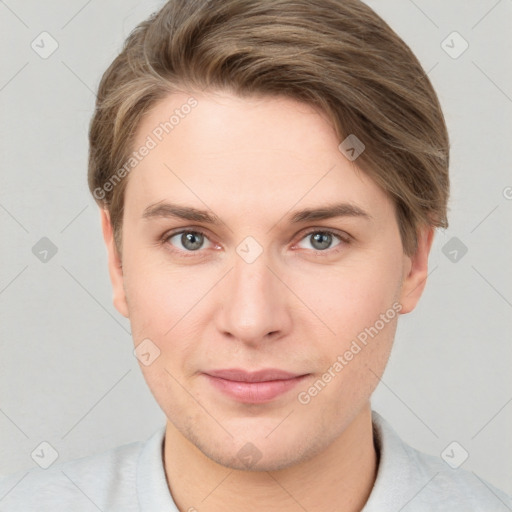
<box><xmin>1</xmin><ymin>0</ymin><xmax>511</xmax><ymax>498</ymax></box>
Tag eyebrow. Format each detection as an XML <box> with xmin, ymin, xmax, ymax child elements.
<box><xmin>141</xmin><ymin>201</ymin><xmax>372</xmax><ymax>225</ymax></box>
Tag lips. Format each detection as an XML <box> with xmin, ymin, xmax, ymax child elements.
<box><xmin>203</xmin><ymin>368</ymin><xmax>309</xmax><ymax>403</ymax></box>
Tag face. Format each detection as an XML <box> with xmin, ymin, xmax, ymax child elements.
<box><xmin>101</xmin><ymin>89</ymin><xmax>433</xmax><ymax>471</ymax></box>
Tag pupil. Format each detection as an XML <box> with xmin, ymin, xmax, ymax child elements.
<box><xmin>183</xmin><ymin>232</ymin><xmax>203</xmax><ymax>251</ymax></box>
<box><xmin>312</xmin><ymin>232</ymin><xmax>331</xmax><ymax>250</ymax></box>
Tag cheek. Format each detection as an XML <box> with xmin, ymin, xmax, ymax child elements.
<box><xmin>297</xmin><ymin>252</ymin><xmax>403</xmax><ymax>342</ymax></box>
<box><xmin>122</xmin><ymin>252</ymin><xmax>216</xmax><ymax>384</ymax></box>
<box><xmin>292</xmin><ymin>248</ymin><xmax>402</xmax><ymax>407</ymax></box>
<box><xmin>121</xmin><ymin>246</ymin><xmax>201</xmax><ymax>334</ymax></box>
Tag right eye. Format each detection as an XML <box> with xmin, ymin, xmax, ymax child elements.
<box><xmin>164</xmin><ymin>229</ymin><xmax>215</xmax><ymax>253</ymax></box>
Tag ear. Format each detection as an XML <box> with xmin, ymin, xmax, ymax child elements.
<box><xmin>100</xmin><ymin>208</ymin><xmax>129</xmax><ymax>318</ymax></box>
<box><xmin>398</xmin><ymin>225</ymin><xmax>435</xmax><ymax>314</ymax></box>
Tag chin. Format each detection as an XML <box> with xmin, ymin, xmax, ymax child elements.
<box><xmin>200</xmin><ymin>442</ymin><xmax>311</xmax><ymax>472</ymax></box>
<box><xmin>179</xmin><ymin>417</ymin><xmax>332</xmax><ymax>473</ymax></box>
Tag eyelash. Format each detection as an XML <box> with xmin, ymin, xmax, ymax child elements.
<box><xmin>160</xmin><ymin>227</ymin><xmax>351</xmax><ymax>258</ymax></box>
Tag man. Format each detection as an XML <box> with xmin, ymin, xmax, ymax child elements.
<box><xmin>1</xmin><ymin>0</ymin><xmax>510</xmax><ymax>510</ymax></box>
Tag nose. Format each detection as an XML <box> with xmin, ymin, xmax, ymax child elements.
<box><xmin>214</xmin><ymin>248</ymin><xmax>292</xmax><ymax>347</ymax></box>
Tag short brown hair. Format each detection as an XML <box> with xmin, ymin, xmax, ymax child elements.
<box><xmin>88</xmin><ymin>0</ymin><xmax>449</xmax><ymax>257</ymax></box>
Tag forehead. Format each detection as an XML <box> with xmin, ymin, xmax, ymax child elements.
<box><xmin>124</xmin><ymin>90</ymin><xmax>393</xmax><ymax>223</ymax></box>
<box><xmin>135</xmin><ymin>89</ymin><xmax>339</xmax><ymax>162</ymax></box>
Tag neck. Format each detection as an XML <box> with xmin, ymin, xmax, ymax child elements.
<box><xmin>163</xmin><ymin>404</ymin><xmax>377</xmax><ymax>512</ymax></box>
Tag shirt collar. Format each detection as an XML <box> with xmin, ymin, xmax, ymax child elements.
<box><xmin>362</xmin><ymin>410</ymin><xmax>436</xmax><ymax>511</ymax></box>
<box><xmin>137</xmin><ymin>425</ymin><xmax>178</xmax><ymax>511</ymax></box>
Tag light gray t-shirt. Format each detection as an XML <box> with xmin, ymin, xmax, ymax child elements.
<box><xmin>1</xmin><ymin>411</ymin><xmax>510</xmax><ymax>511</ymax></box>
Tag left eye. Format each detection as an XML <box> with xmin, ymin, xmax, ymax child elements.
<box><xmin>296</xmin><ymin>230</ymin><xmax>344</xmax><ymax>251</ymax></box>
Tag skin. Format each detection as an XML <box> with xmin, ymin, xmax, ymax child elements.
<box><xmin>101</xmin><ymin>89</ymin><xmax>434</xmax><ymax>512</ymax></box>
